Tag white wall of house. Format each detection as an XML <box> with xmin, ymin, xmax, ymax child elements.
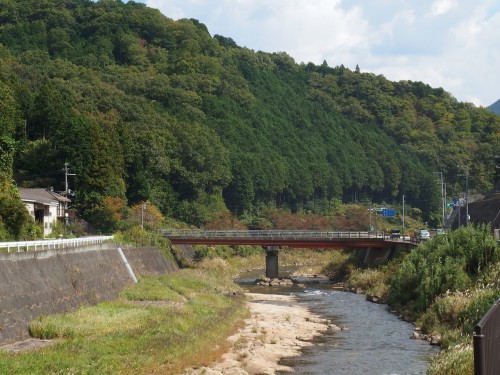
<box><xmin>24</xmin><ymin>201</ymin><xmax>60</xmax><ymax>237</ymax></box>
<box><xmin>43</xmin><ymin>205</ymin><xmax>59</xmax><ymax>237</ymax></box>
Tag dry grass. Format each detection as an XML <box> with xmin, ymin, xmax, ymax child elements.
<box><xmin>427</xmin><ymin>343</ymin><xmax>473</xmax><ymax>375</ymax></box>
<box><xmin>0</xmin><ymin>269</ymin><xmax>249</xmax><ymax>375</ymax></box>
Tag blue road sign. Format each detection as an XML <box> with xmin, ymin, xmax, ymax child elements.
<box><xmin>382</xmin><ymin>208</ymin><xmax>396</xmax><ymax>217</ymax></box>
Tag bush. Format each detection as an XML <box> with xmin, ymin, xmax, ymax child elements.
<box><xmin>427</xmin><ymin>344</ymin><xmax>473</xmax><ymax>375</ymax></box>
<box><xmin>344</xmin><ymin>258</ymin><xmax>402</xmax><ymax>299</ymax></box>
<box><xmin>417</xmin><ymin>293</ymin><xmax>470</xmax><ymax>333</ymax></box>
<box><xmin>193</xmin><ymin>245</ymin><xmax>233</xmax><ymax>260</ymax></box>
<box><xmin>458</xmin><ymin>288</ymin><xmax>500</xmax><ymax>333</ymax></box>
<box><xmin>388</xmin><ymin>225</ymin><xmax>498</xmax><ymax>314</ymax></box>
<box><xmin>233</xmin><ymin>245</ymin><xmax>262</xmax><ymax>257</ymax></box>
<box><xmin>321</xmin><ymin>251</ymin><xmax>352</xmax><ymax>281</ymax></box>
<box><xmin>0</xmin><ymin>188</ymin><xmax>33</xmax><ymax>239</ymax></box>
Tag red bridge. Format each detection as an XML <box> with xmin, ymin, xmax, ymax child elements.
<box><xmin>161</xmin><ymin>230</ymin><xmax>415</xmax><ymax>278</ymax></box>
<box><xmin>160</xmin><ymin>229</ymin><xmax>407</xmax><ymax>248</ymax></box>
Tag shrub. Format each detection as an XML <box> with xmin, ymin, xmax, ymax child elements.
<box><xmin>321</xmin><ymin>251</ymin><xmax>352</xmax><ymax>281</ymax></box>
<box><xmin>388</xmin><ymin>225</ymin><xmax>498</xmax><ymax>314</ymax></box>
<box><xmin>458</xmin><ymin>288</ymin><xmax>500</xmax><ymax>333</ymax></box>
<box><xmin>344</xmin><ymin>258</ymin><xmax>402</xmax><ymax>299</ymax></box>
<box><xmin>417</xmin><ymin>293</ymin><xmax>470</xmax><ymax>333</ymax></box>
<box><xmin>0</xmin><ymin>188</ymin><xmax>33</xmax><ymax>240</ymax></box>
<box><xmin>427</xmin><ymin>343</ymin><xmax>473</xmax><ymax>375</ymax></box>
<box><xmin>193</xmin><ymin>245</ymin><xmax>233</xmax><ymax>260</ymax></box>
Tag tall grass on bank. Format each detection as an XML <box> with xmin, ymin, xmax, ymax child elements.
<box><xmin>389</xmin><ymin>225</ymin><xmax>498</xmax><ymax>318</ymax></box>
<box><xmin>0</xmin><ymin>269</ymin><xmax>248</xmax><ymax>375</ymax></box>
<box><xmin>427</xmin><ymin>344</ymin><xmax>474</xmax><ymax>375</ymax></box>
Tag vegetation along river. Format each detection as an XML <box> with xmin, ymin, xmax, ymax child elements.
<box><xmin>239</xmin><ymin>277</ymin><xmax>439</xmax><ymax>375</ymax></box>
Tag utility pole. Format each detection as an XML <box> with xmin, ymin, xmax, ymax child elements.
<box><xmin>434</xmin><ymin>172</ymin><xmax>445</xmax><ymax>227</ymax></box>
<box><xmin>444</xmin><ymin>182</ymin><xmax>447</xmax><ymax>226</ymax></box>
<box><xmin>458</xmin><ymin>166</ymin><xmax>469</xmax><ymax>227</ymax></box>
<box><xmin>369</xmin><ymin>203</ymin><xmax>372</xmax><ymax>232</ymax></box>
<box><xmin>63</xmin><ymin>163</ymin><xmax>76</xmax><ymax>210</ymax></box>
<box><xmin>402</xmin><ymin>194</ymin><xmax>405</xmax><ymax>235</ymax></box>
<box><xmin>63</xmin><ymin>163</ymin><xmax>75</xmax><ymax>196</ymax></box>
<box><xmin>465</xmin><ymin>172</ymin><xmax>469</xmax><ymax>227</ymax></box>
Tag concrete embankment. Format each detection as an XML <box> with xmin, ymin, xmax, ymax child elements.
<box><xmin>0</xmin><ymin>243</ymin><xmax>179</xmax><ymax>344</ymax></box>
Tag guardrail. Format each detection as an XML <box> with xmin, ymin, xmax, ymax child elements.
<box><xmin>0</xmin><ymin>236</ymin><xmax>114</xmax><ymax>253</ymax></box>
<box><xmin>474</xmin><ymin>298</ymin><xmax>500</xmax><ymax>375</ymax></box>
<box><xmin>163</xmin><ymin>229</ymin><xmax>422</xmax><ymax>241</ymax></box>
<box><xmin>159</xmin><ymin>229</ymin><xmax>422</xmax><ymax>243</ymax></box>
<box><xmin>159</xmin><ymin>229</ymin><xmax>387</xmax><ymax>239</ymax></box>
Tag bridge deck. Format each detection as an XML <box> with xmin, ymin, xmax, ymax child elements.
<box><xmin>160</xmin><ymin>230</ymin><xmax>413</xmax><ymax>249</ymax></box>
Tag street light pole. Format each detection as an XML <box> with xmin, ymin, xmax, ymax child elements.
<box><xmin>141</xmin><ymin>204</ymin><xmax>146</xmax><ymax>229</ymax></box>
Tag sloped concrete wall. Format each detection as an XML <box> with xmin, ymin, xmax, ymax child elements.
<box><xmin>122</xmin><ymin>247</ymin><xmax>178</xmax><ymax>275</ymax></box>
<box><xmin>0</xmin><ymin>244</ymin><xmax>178</xmax><ymax>344</ymax></box>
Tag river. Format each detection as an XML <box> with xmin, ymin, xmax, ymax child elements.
<box><xmin>238</xmin><ymin>277</ymin><xmax>439</xmax><ymax>375</ymax></box>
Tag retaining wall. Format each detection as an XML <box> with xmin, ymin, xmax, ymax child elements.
<box><xmin>0</xmin><ymin>244</ymin><xmax>178</xmax><ymax>344</ymax></box>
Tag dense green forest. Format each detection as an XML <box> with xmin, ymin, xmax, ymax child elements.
<box><xmin>0</xmin><ymin>0</ymin><xmax>499</xmax><ymax>237</ymax></box>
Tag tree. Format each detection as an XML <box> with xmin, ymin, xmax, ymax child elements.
<box><xmin>129</xmin><ymin>201</ymin><xmax>164</xmax><ymax>230</ymax></box>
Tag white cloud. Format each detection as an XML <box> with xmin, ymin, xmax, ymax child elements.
<box><xmin>142</xmin><ymin>0</ymin><xmax>500</xmax><ymax>106</ymax></box>
<box><xmin>429</xmin><ymin>0</ymin><xmax>458</xmax><ymax>16</ymax></box>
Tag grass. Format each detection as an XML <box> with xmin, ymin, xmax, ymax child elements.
<box><xmin>427</xmin><ymin>344</ymin><xmax>474</xmax><ymax>375</ymax></box>
<box><xmin>0</xmin><ymin>269</ymin><xmax>249</xmax><ymax>375</ymax></box>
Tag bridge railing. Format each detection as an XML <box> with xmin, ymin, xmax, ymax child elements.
<box><xmin>474</xmin><ymin>298</ymin><xmax>500</xmax><ymax>375</ymax></box>
<box><xmin>0</xmin><ymin>236</ymin><xmax>114</xmax><ymax>253</ymax></box>
<box><xmin>159</xmin><ymin>229</ymin><xmax>387</xmax><ymax>239</ymax></box>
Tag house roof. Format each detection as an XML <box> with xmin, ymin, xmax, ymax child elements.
<box><xmin>18</xmin><ymin>188</ymin><xmax>71</xmax><ymax>205</ymax></box>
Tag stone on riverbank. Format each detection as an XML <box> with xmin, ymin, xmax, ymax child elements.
<box><xmin>181</xmin><ymin>293</ymin><xmax>331</xmax><ymax>375</ymax></box>
<box><xmin>254</xmin><ymin>277</ymin><xmax>295</xmax><ymax>286</ymax></box>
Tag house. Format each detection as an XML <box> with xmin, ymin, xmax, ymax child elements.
<box><xmin>18</xmin><ymin>188</ymin><xmax>71</xmax><ymax>237</ymax></box>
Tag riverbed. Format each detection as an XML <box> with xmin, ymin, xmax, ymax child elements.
<box><xmin>243</xmin><ymin>280</ymin><xmax>439</xmax><ymax>375</ymax></box>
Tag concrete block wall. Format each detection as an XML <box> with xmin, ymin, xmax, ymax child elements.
<box><xmin>0</xmin><ymin>244</ymin><xmax>178</xmax><ymax>344</ymax></box>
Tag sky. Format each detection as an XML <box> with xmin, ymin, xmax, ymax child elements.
<box><xmin>137</xmin><ymin>0</ymin><xmax>500</xmax><ymax>107</ymax></box>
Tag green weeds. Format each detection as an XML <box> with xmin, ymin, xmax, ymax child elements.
<box><xmin>0</xmin><ymin>269</ymin><xmax>248</xmax><ymax>375</ymax></box>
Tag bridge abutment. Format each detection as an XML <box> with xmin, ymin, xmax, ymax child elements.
<box><xmin>265</xmin><ymin>245</ymin><xmax>280</xmax><ymax>279</ymax></box>
<box><xmin>362</xmin><ymin>247</ymin><xmax>394</xmax><ymax>266</ymax></box>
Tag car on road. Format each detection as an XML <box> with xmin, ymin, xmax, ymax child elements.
<box><xmin>390</xmin><ymin>229</ymin><xmax>401</xmax><ymax>239</ymax></box>
<box><xmin>418</xmin><ymin>229</ymin><xmax>430</xmax><ymax>241</ymax></box>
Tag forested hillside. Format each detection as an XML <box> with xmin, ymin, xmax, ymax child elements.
<box><xmin>0</xmin><ymin>0</ymin><xmax>499</xmax><ymax>236</ymax></box>
<box><xmin>488</xmin><ymin>99</ymin><xmax>500</xmax><ymax>115</ymax></box>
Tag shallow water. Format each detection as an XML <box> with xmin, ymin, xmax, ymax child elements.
<box><xmin>239</xmin><ymin>279</ymin><xmax>439</xmax><ymax>375</ymax></box>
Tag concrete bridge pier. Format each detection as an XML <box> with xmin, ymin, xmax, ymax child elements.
<box><xmin>265</xmin><ymin>245</ymin><xmax>280</xmax><ymax>279</ymax></box>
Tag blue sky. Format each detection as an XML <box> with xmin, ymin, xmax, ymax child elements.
<box><xmin>136</xmin><ymin>0</ymin><xmax>500</xmax><ymax>107</ymax></box>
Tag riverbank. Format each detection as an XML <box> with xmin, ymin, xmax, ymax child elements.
<box><xmin>182</xmin><ymin>292</ymin><xmax>335</xmax><ymax>374</ymax></box>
